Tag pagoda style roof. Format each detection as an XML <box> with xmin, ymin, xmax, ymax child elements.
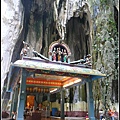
<box><xmin>7</xmin><ymin>56</ymin><xmax>106</xmax><ymax>93</ymax></box>
<box><xmin>13</xmin><ymin>57</ymin><xmax>105</xmax><ymax>79</ymax></box>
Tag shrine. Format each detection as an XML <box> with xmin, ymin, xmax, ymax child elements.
<box><xmin>7</xmin><ymin>40</ymin><xmax>106</xmax><ymax>120</ymax></box>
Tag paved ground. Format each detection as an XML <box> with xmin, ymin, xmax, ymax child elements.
<box><xmin>51</xmin><ymin>117</ymin><xmax>86</xmax><ymax>120</ymax></box>
<box><xmin>2</xmin><ymin>116</ymin><xmax>86</xmax><ymax>120</ymax></box>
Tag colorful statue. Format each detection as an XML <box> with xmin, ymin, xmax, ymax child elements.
<box><xmin>20</xmin><ymin>41</ymin><xmax>30</xmax><ymax>59</ymax></box>
<box><xmin>57</xmin><ymin>47</ymin><xmax>62</xmax><ymax>61</ymax></box>
<box><xmin>63</xmin><ymin>49</ymin><xmax>68</xmax><ymax>62</ymax></box>
<box><xmin>52</xmin><ymin>47</ymin><xmax>56</xmax><ymax>61</ymax></box>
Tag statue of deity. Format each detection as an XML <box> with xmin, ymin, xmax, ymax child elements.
<box><xmin>52</xmin><ymin>47</ymin><xmax>56</xmax><ymax>61</ymax></box>
<box><xmin>20</xmin><ymin>41</ymin><xmax>30</xmax><ymax>59</ymax></box>
<box><xmin>84</xmin><ymin>54</ymin><xmax>92</xmax><ymax>66</ymax></box>
<box><xmin>57</xmin><ymin>47</ymin><xmax>62</xmax><ymax>61</ymax></box>
<box><xmin>63</xmin><ymin>49</ymin><xmax>68</xmax><ymax>62</ymax></box>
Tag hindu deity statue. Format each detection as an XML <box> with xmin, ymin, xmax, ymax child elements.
<box><xmin>63</xmin><ymin>49</ymin><xmax>68</xmax><ymax>62</ymax></box>
<box><xmin>52</xmin><ymin>47</ymin><xmax>56</xmax><ymax>61</ymax></box>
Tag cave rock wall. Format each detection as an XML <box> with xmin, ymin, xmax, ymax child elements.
<box><xmin>1</xmin><ymin>0</ymin><xmax>24</xmax><ymax>90</ymax></box>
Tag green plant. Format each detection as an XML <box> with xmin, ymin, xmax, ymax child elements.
<box><xmin>100</xmin><ymin>0</ymin><xmax>108</xmax><ymax>5</ymax></box>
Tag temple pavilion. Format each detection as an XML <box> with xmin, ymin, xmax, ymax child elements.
<box><xmin>6</xmin><ymin>40</ymin><xmax>106</xmax><ymax>120</ymax></box>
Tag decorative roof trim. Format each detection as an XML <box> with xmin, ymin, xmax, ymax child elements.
<box><xmin>13</xmin><ymin>57</ymin><xmax>106</xmax><ymax>77</ymax></box>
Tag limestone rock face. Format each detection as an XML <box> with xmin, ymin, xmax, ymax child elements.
<box><xmin>1</xmin><ymin>0</ymin><xmax>118</xmax><ymax>112</ymax></box>
<box><xmin>1</xmin><ymin>0</ymin><xmax>24</xmax><ymax>90</ymax></box>
<box><xmin>91</xmin><ymin>0</ymin><xmax>118</xmax><ymax>112</ymax></box>
<box><xmin>24</xmin><ymin>0</ymin><xmax>92</xmax><ymax>60</ymax></box>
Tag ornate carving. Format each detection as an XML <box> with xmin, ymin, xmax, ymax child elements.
<box><xmin>49</xmin><ymin>40</ymin><xmax>71</xmax><ymax>63</ymax></box>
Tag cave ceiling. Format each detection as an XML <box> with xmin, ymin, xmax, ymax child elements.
<box><xmin>11</xmin><ymin>0</ymin><xmax>91</xmax><ymax>63</ymax></box>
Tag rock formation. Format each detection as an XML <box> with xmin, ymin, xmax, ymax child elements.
<box><xmin>1</xmin><ymin>0</ymin><xmax>118</xmax><ymax>112</ymax></box>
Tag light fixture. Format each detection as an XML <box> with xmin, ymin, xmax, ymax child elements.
<box><xmin>63</xmin><ymin>79</ymin><xmax>81</xmax><ymax>88</ymax></box>
<box><xmin>30</xmin><ymin>88</ymin><xmax>32</xmax><ymax>92</ymax></box>
<box><xmin>38</xmin><ymin>88</ymin><xmax>41</xmax><ymax>92</ymax></box>
<box><xmin>26</xmin><ymin>88</ymin><xmax>29</xmax><ymax>91</ymax></box>
<box><xmin>41</xmin><ymin>88</ymin><xmax>43</xmax><ymax>92</ymax></box>
<box><xmin>63</xmin><ymin>82</ymin><xmax>74</xmax><ymax>88</ymax></box>
<box><xmin>50</xmin><ymin>88</ymin><xmax>57</xmax><ymax>93</ymax></box>
<box><xmin>73</xmin><ymin>79</ymin><xmax>81</xmax><ymax>84</ymax></box>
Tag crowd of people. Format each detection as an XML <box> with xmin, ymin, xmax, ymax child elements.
<box><xmin>85</xmin><ymin>107</ymin><xmax>118</xmax><ymax>120</ymax></box>
<box><xmin>99</xmin><ymin>107</ymin><xmax>118</xmax><ymax>120</ymax></box>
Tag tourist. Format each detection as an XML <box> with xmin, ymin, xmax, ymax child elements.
<box><xmin>113</xmin><ymin>107</ymin><xmax>118</xmax><ymax>120</ymax></box>
<box><xmin>10</xmin><ymin>111</ymin><xmax>16</xmax><ymax>120</ymax></box>
<box><xmin>108</xmin><ymin>108</ymin><xmax>115</xmax><ymax>120</ymax></box>
<box><xmin>99</xmin><ymin>109</ymin><xmax>105</xmax><ymax>120</ymax></box>
<box><xmin>85</xmin><ymin>113</ymin><xmax>89</xmax><ymax>120</ymax></box>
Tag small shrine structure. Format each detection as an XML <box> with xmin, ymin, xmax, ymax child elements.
<box><xmin>7</xmin><ymin>40</ymin><xmax>106</xmax><ymax>120</ymax></box>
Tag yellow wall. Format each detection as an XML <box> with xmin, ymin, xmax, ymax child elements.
<box><xmin>42</xmin><ymin>100</ymin><xmax>60</xmax><ymax>111</ymax></box>
<box><xmin>64</xmin><ymin>101</ymin><xmax>87</xmax><ymax>111</ymax></box>
<box><xmin>50</xmin><ymin>101</ymin><xmax>61</xmax><ymax>111</ymax></box>
<box><xmin>42</xmin><ymin>101</ymin><xmax>88</xmax><ymax>111</ymax></box>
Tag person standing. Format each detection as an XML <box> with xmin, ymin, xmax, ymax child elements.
<box><xmin>99</xmin><ymin>109</ymin><xmax>105</xmax><ymax>120</ymax></box>
<box><xmin>10</xmin><ymin>112</ymin><xmax>16</xmax><ymax>120</ymax></box>
<box><xmin>85</xmin><ymin>113</ymin><xmax>89</xmax><ymax>120</ymax></box>
<box><xmin>108</xmin><ymin>108</ymin><xmax>115</xmax><ymax>120</ymax></box>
